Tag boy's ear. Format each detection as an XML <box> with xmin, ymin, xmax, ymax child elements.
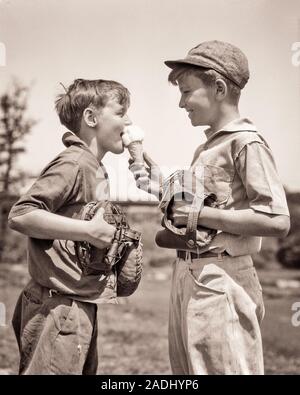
<box><xmin>83</xmin><ymin>107</ymin><xmax>98</xmax><ymax>128</ymax></box>
<box><xmin>215</xmin><ymin>79</ymin><xmax>227</xmax><ymax>101</ymax></box>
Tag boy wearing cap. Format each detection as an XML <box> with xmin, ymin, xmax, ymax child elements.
<box><xmin>131</xmin><ymin>40</ymin><xmax>290</xmax><ymax>374</ymax></box>
<box><xmin>8</xmin><ymin>78</ymin><xmax>132</xmax><ymax>374</ymax></box>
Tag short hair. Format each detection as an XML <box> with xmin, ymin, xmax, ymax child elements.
<box><xmin>168</xmin><ymin>65</ymin><xmax>241</xmax><ymax>104</ymax></box>
<box><xmin>55</xmin><ymin>79</ymin><xmax>130</xmax><ymax>133</ymax></box>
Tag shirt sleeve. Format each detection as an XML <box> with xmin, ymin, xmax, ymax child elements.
<box><xmin>8</xmin><ymin>158</ymin><xmax>81</xmax><ymax>220</ymax></box>
<box><xmin>235</xmin><ymin>141</ymin><xmax>289</xmax><ymax>216</ymax></box>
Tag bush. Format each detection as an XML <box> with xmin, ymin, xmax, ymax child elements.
<box><xmin>1</xmin><ymin>228</ymin><xmax>27</xmax><ymax>264</ymax></box>
<box><xmin>277</xmin><ymin>234</ymin><xmax>300</xmax><ymax>269</ymax></box>
<box><xmin>252</xmin><ymin>237</ymin><xmax>282</xmax><ymax>270</ymax></box>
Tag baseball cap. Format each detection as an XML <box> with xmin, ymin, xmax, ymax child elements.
<box><xmin>164</xmin><ymin>40</ymin><xmax>249</xmax><ymax>89</ymax></box>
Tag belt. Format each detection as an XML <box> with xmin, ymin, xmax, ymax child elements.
<box><xmin>177</xmin><ymin>250</ymin><xmax>229</xmax><ymax>260</ymax></box>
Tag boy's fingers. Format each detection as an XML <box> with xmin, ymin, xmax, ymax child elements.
<box><xmin>129</xmin><ymin>161</ymin><xmax>147</xmax><ymax>173</ymax></box>
<box><xmin>137</xmin><ymin>175</ymin><xmax>150</xmax><ymax>184</ymax></box>
<box><xmin>143</xmin><ymin>152</ymin><xmax>158</xmax><ymax>168</ymax></box>
<box><xmin>133</xmin><ymin>169</ymin><xmax>149</xmax><ymax>180</ymax></box>
<box><xmin>136</xmin><ymin>176</ymin><xmax>151</xmax><ymax>190</ymax></box>
<box><xmin>94</xmin><ymin>207</ymin><xmax>105</xmax><ymax>218</ymax></box>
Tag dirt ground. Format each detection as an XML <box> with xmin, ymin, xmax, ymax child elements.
<box><xmin>0</xmin><ymin>263</ymin><xmax>299</xmax><ymax>375</ymax></box>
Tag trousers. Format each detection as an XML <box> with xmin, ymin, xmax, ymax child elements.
<box><xmin>12</xmin><ymin>279</ymin><xmax>98</xmax><ymax>375</ymax></box>
<box><xmin>169</xmin><ymin>254</ymin><xmax>265</xmax><ymax>375</ymax></box>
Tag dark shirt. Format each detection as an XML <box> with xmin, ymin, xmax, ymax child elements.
<box><xmin>9</xmin><ymin>132</ymin><xmax>117</xmax><ymax>304</ymax></box>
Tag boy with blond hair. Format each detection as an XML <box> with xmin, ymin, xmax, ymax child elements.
<box><xmin>9</xmin><ymin>78</ymin><xmax>132</xmax><ymax>374</ymax></box>
<box><xmin>132</xmin><ymin>41</ymin><xmax>290</xmax><ymax>374</ymax></box>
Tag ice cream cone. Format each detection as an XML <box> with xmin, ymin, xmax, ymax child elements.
<box><xmin>128</xmin><ymin>141</ymin><xmax>144</xmax><ymax>165</ymax></box>
<box><xmin>121</xmin><ymin>125</ymin><xmax>145</xmax><ymax>166</ymax></box>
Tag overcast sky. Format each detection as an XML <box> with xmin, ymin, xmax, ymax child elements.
<box><xmin>0</xmin><ymin>0</ymin><xmax>299</xmax><ymax>200</ymax></box>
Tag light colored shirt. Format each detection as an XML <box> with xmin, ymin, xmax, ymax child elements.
<box><xmin>190</xmin><ymin>118</ymin><xmax>289</xmax><ymax>256</ymax></box>
<box><xmin>8</xmin><ymin>132</ymin><xmax>117</xmax><ymax>304</ymax></box>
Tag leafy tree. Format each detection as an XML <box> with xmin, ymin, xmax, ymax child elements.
<box><xmin>0</xmin><ymin>80</ymin><xmax>36</xmax><ymax>261</ymax></box>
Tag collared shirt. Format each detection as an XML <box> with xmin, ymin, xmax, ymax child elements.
<box><xmin>8</xmin><ymin>132</ymin><xmax>116</xmax><ymax>304</ymax></box>
<box><xmin>190</xmin><ymin>117</ymin><xmax>289</xmax><ymax>256</ymax></box>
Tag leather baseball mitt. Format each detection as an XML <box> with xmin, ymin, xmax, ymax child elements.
<box><xmin>155</xmin><ymin>169</ymin><xmax>218</xmax><ymax>252</ymax></box>
<box><xmin>75</xmin><ymin>201</ymin><xmax>143</xmax><ymax>297</ymax></box>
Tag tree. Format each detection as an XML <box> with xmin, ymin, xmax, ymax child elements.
<box><xmin>276</xmin><ymin>190</ymin><xmax>300</xmax><ymax>269</ymax></box>
<box><xmin>0</xmin><ymin>80</ymin><xmax>36</xmax><ymax>261</ymax></box>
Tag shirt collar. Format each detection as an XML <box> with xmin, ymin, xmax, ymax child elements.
<box><xmin>204</xmin><ymin>117</ymin><xmax>257</xmax><ymax>142</ymax></box>
<box><xmin>62</xmin><ymin>131</ymin><xmax>90</xmax><ymax>149</ymax></box>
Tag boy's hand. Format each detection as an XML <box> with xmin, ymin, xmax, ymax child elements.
<box><xmin>169</xmin><ymin>200</ymin><xmax>190</xmax><ymax>227</ymax></box>
<box><xmin>129</xmin><ymin>152</ymin><xmax>164</xmax><ymax>199</ymax></box>
<box><xmin>85</xmin><ymin>207</ymin><xmax>116</xmax><ymax>249</ymax></box>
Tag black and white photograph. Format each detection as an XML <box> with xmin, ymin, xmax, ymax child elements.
<box><xmin>0</xmin><ymin>0</ymin><xmax>300</xmax><ymax>377</ymax></box>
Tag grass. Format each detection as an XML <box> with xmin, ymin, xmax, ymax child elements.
<box><xmin>97</xmin><ymin>267</ymin><xmax>171</xmax><ymax>374</ymax></box>
<box><xmin>261</xmin><ymin>296</ymin><xmax>300</xmax><ymax>374</ymax></box>
<box><xmin>0</xmin><ymin>205</ymin><xmax>299</xmax><ymax>375</ymax></box>
<box><xmin>1</xmin><ymin>262</ymin><xmax>300</xmax><ymax>375</ymax></box>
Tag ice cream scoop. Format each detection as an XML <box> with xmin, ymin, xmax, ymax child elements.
<box><xmin>122</xmin><ymin>125</ymin><xmax>145</xmax><ymax>165</ymax></box>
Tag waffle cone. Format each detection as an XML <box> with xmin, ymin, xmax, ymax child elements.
<box><xmin>128</xmin><ymin>141</ymin><xmax>143</xmax><ymax>163</ymax></box>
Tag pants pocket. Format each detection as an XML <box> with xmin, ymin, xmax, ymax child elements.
<box><xmin>186</xmin><ymin>266</ymin><xmax>239</xmax><ymax>374</ymax></box>
<box><xmin>185</xmin><ymin>264</ymin><xmax>264</xmax><ymax>374</ymax></box>
<box><xmin>189</xmin><ymin>268</ymin><xmax>226</xmax><ymax>294</ymax></box>
<box><xmin>16</xmin><ymin>288</ymin><xmax>48</xmax><ymax>374</ymax></box>
<box><xmin>233</xmin><ymin>267</ymin><xmax>265</xmax><ymax>323</ymax></box>
<box><xmin>50</xmin><ymin>300</ymin><xmax>81</xmax><ymax>374</ymax></box>
<box><xmin>50</xmin><ymin>299</ymin><xmax>77</xmax><ymax>335</ymax></box>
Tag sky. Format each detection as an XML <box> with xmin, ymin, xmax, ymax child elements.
<box><xmin>0</xmin><ymin>0</ymin><xmax>300</xmax><ymax>200</ymax></box>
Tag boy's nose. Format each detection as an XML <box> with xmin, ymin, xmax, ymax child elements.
<box><xmin>124</xmin><ymin>114</ymin><xmax>132</xmax><ymax>126</ymax></box>
<box><xmin>179</xmin><ymin>96</ymin><xmax>185</xmax><ymax>109</ymax></box>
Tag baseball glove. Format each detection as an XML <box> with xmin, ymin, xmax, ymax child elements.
<box><xmin>75</xmin><ymin>201</ymin><xmax>143</xmax><ymax>297</ymax></box>
<box><xmin>155</xmin><ymin>169</ymin><xmax>218</xmax><ymax>252</ymax></box>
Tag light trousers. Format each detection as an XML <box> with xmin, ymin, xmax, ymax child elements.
<box><xmin>169</xmin><ymin>254</ymin><xmax>265</xmax><ymax>375</ymax></box>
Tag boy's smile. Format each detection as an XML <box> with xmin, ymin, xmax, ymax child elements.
<box><xmin>177</xmin><ymin>74</ymin><xmax>216</xmax><ymax>127</ymax></box>
<box><xmin>95</xmin><ymin>99</ymin><xmax>131</xmax><ymax>155</ymax></box>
